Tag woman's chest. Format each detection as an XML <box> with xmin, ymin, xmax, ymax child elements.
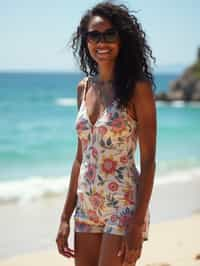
<box><xmin>75</xmin><ymin>100</ymin><xmax>137</xmax><ymax>150</ymax></box>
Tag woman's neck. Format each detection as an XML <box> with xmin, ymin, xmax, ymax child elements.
<box><xmin>97</xmin><ymin>63</ymin><xmax>115</xmax><ymax>82</ymax></box>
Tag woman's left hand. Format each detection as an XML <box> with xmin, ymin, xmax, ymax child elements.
<box><xmin>117</xmin><ymin>223</ymin><xmax>144</xmax><ymax>265</ymax></box>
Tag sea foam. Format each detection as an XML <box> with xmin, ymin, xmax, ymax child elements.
<box><xmin>55</xmin><ymin>98</ymin><xmax>76</xmax><ymax>106</ymax></box>
<box><xmin>0</xmin><ymin>167</ymin><xmax>200</xmax><ymax>205</ymax></box>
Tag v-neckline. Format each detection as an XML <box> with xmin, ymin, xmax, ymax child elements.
<box><xmin>82</xmin><ymin>98</ymin><xmax>117</xmax><ymax>127</ymax></box>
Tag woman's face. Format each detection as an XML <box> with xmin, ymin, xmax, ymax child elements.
<box><xmin>86</xmin><ymin>15</ymin><xmax>120</xmax><ymax>65</ymax></box>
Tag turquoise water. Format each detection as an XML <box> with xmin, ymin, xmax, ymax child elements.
<box><xmin>0</xmin><ymin>72</ymin><xmax>200</xmax><ymax>203</ymax></box>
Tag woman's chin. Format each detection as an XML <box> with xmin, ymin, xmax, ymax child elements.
<box><xmin>95</xmin><ymin>56</ymin><xmax>116</xmax><ymax>64</ymax></box>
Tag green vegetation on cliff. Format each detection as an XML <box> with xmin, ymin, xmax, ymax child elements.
<box><xmin>191</xmin><ymin>61</ymin><xmax>200</xmax><ymax>79</ymax></box>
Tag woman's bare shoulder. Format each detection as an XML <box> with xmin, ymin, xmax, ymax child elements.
<box><xmin>76</xmin><ymin>77</ymin><xmax>88</xmax><ymax>109</ymax></box>
<box><xmin>133</xmin><ymin>80</ymin><xmax>156</xmax><ymax>127</ymax></box>
<box><xmin>134</xmin><ymin>80</ymin><xmax>153</xmax><ymax>97</ymax></box>
<box><xmin>127</xmin><ymin>80</ymin><xmax>154</xmax><ymax>119</ymax></box>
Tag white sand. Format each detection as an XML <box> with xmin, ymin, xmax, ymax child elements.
<box><xmin>1</xmin><ymin>213</ymin><xmax>200</xmax><ymax>266</ymax></box>
<box><xmin>1</xmin><ymin>171</ymin><xmax>200</xmax><ymax>261</ymax></box>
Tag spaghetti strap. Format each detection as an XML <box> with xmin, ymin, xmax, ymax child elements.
<box><xmin>82</xmin><ymin>77</ymin><xmax>89</xmax><ymax>102</ymax></box>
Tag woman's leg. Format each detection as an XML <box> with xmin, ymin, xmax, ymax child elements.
<box><xmin>98</xmin><ymin>233</ymin><xmax>125</xmax><ymax>266</ymax></box>
<box><xmin>74</xmin><ymin>232</ymin><xmax>103</xmax><ymax>266</ymax></box>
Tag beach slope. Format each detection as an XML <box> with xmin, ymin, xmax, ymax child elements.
<box><xmin>0</xmin><ymin>213</ymin><xmax>200</xmax><ymax>266</ymax></box>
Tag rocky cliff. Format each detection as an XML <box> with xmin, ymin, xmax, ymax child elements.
<box><xmin>156</xmin><ymin>47</ymin><xmax>200</xmax><ymax>101</ymax></box>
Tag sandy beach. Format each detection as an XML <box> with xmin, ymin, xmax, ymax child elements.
<box><xmin>1</xmin><ymin>169</ymin><xmax>200</xmax><ymax>260</ymax></box>
<box><xmin>0</xmin><ymin>170</ymin><xmax>200</xmax><ymax>266</ymax></box>
<box><xmin>0</xmin><ymin>212</ymin><xmax>200</xmax><ymax>266</ymax></box>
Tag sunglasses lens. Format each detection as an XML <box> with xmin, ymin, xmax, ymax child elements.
<box><xmin>104</xmin><ymin>30</ymin><xmax>118</xmax><ymax>42</ymax></box>
<box><xmin>86</xmin><ymin>31</ymin><xmax>101</xmax><ymax>43</ymax></box>
<box><xmin>86</xmin><ymin>29</ymin><xmax>118</xmax><ymax>43</ymax></box>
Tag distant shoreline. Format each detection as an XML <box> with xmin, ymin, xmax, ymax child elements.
<box><xmin>0</xmin><ymin>70</ymin><xmax>181</xmax><ymax>75</ymax></box>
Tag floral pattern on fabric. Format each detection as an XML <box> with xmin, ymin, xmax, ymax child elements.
<box><xmin>73</xmin><ymin>77</ymin><xmax>150</xmax><ymax>240</ymax></box>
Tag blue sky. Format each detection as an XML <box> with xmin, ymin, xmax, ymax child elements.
<box><xmin>0</xmin><ymin>0</ymin><xmax>199</xmax><ymax>73</ymax></box>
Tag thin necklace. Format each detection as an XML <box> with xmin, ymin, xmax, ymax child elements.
<box><xmin>91</xmin><ymin>76</ymin><xmax>115</xmax><ymax>106</ymax></box>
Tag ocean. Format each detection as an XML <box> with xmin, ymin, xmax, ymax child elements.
<box><xmin>0</xmin><ymin>72</ymin><xmax>200</xmax><ymax>205</ymax></box>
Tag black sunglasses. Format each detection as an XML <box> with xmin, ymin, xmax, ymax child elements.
<box><xmin>85</xmin><ymin>28</ymin><xmax>119</xmax><ymax>43</ymax></box>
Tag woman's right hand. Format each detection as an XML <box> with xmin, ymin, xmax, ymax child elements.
<box><xmin>56</xmin><ymin>220</ymin><xmax>75</xmax><ymax>258</ymax></box>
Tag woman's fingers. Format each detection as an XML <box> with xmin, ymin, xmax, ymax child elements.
<box><xmin>65</xmin><ymin>246</ymin><xmax>75</xmax><ymax>253</ymax></box>
<box><xmin>56</xmin><ymin>234</ymin><xmax>75</xmax><ymax>258</ymax></box>
<box><xmin>63</xmin><ymin>247</ymin><xmax>75</xmax><ymax>258</ymax></box>
<box><xmin>56</xmin><ymin>236</ymin><xmax>65</xmax><ymax>255</ymax></box>
<box><xmin>63</xmin><ymin>242</ymin><xmax>75</xmax><ymax>258</ymax></box>
<box><xmin>122</xmin><ymin>242</ymin><xmax>142</xmax><ymax>266</ymax></box>
<box><xmin>123</xmin><ymin>250</ymin><xmax>137</xmax><ymax>266</ymax></box>
<box><xmin>117</xmin><ymin>239</ymin><xmax>125</xmax><ymax>257</ymax></box>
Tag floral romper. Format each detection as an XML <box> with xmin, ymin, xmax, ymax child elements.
<box><xmin>73</xmin><ymin>77</ymin><xmax>150</xmax><ymax>240</ymax></box>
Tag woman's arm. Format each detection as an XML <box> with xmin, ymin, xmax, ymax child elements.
<box><xmin>60</xmin><ymin>79</ymin><xmax>85</xmax><ymax>223</ymax></box>
<box><xmin>131</xmin><ymin>80</ymin><xmax>157</xmax><ymax>225</ymax></box>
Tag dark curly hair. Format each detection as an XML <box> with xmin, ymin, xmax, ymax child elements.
<box><xmin>70</xmin><ymin>1</ymin><xmax>156</xmax><ymax>108</ymax></box>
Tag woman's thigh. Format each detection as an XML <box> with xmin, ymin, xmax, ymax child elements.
<box><xmin>98</xmin><ymin>233</ymin><xmax>124</xmax><ymax>266</ymax></box>
<box><xmin>74</xmin><ymin>232</ymin><xmax>103</xmax><ymax>266</ymax></box>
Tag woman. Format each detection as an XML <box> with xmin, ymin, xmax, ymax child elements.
<box><xmin>56</xmin><ymin>2</ymin><xmax>157</xmax><ymax>266</ymax></box>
